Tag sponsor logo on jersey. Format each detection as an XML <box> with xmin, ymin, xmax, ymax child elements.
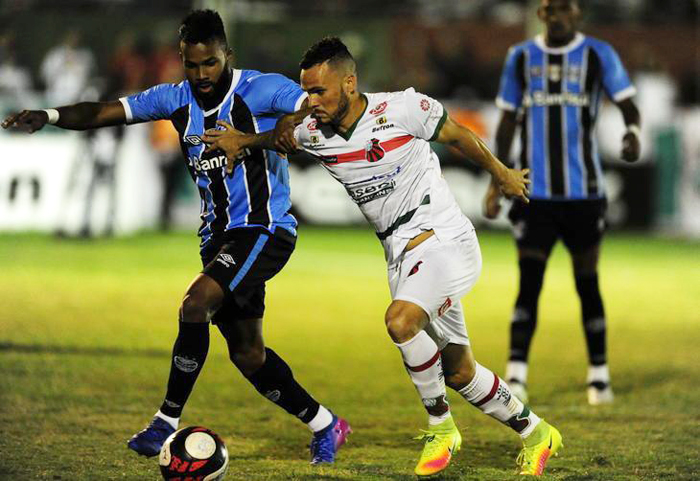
<box><xmin>310</xmin><ymin>135</ymin><xmax>320</xmax><ymax>144</ymax></box>
<box><xmin>420</xmin><ymin>99</ymin><xmax>430</xmax><ymax>111</ymax></box>
<box><xmin>523</xmin><ymin>91</ymin><xmax>590</xmax><ymax>107</ymax></box>
<box><xmin>187</xmin><ymin>149</ymin><xmax>250</xmax><ymax>172</ymax></box>
<box><xmin>347</xmin><ymin>179</ymin><xmax>395</xmax><ymax>205</ymax></box>
<box><xmin>216</xmin><ymin>253</ymin><xmax>236</xmax><ymax>268</ymax></box>
<box><xmin>308</xmin><ymin>119</ymin><xmax>318</xmax><ymax>131</ymax></box>
<box><xmin>184</xmin><ymin>135</ymin><xmax>203</xmax><ymax>146</ymax></box>
<box><xmin>547</xmin><ymin>64</ymin><xmax>562</xmax><ymax>82</ymax></box>
<box><xmin>369</xmin><ymin>101</ymin><xmax>387</xmax><ymax>115</ymax></box>
<box><xmin>366</xmin><ymin>138</ymin><xmax>385</xmax><ymax>163</ymax></box>
<box><xmin>437</xmin><ymin>297</ymin><xmax>452</xmax><ymax>317</ymax></box>
<box><xmin>376</xmin><ymin>115</ymin><xmax>387</xmax><ymax>125</ymax></box>
<box><xmin>372</xmin><ymin>123</ymin><xmax>395</xmax><ymax>133</ymax></box>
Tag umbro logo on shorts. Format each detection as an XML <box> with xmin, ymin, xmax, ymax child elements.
<box><xmin>216</xmin><ymin>253</ymin><xmax>236</xmax><ymax>268</ymax></box>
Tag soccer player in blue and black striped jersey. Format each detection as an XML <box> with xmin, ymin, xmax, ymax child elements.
<box><xmin>2</xmin><ymin>10</ymin><xmax>351</xmax><ymax>463</ymax></box>
<box><xmin>483</xmin><ymin>0</ymin><xmax>641</xmax><ymax>406</ymax></box>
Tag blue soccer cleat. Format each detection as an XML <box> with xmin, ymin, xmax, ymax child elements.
<box><xmin>127</xmin><ymin>416</ymin><xmax>176</xmax><ymax>457</ymax></box>
<box><xmin>310</xmin><ymin>415</ymin><xmax>352</xmax><ymax>465</ymax></box>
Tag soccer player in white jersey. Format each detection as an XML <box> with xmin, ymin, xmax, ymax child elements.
<box><xmin>203</xmin><ymin>37</ymin><xmax>562</xmax><ymax>477</ymax></box>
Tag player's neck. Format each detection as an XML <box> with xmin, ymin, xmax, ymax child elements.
<box><xmin>545</xmin><ymin>31</ymin><xmax>577</xmax><ymax>48</ymax></box>
<box><xmin>336</xmin><ymin>93</ymin><xmax>367</xmax><ymax>134</ymax></box>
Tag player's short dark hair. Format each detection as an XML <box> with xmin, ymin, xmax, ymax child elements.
<box><xmin>299</xmin><ymin>36</ymin><xmax>354</xmax><ymax>70</ymax></box>
<box><xmin>179</xmin><ymin>9</ymin><xmax>227</xmax><ymax>46</ymax></box>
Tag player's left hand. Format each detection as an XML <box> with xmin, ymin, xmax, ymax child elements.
<box><xmin>621</xmin><ymin>131</ymin><xmax>640</xmax><ymax>163</ymax></box>
<box><xmin>497</xmin><ymin>168</ymin><xmax>530</xmax><ymax>204</ymax></box>
<box><xmin>202</xmin><ymin>120</ymin><xmax>248</xmax><ymax>174</ymax></box>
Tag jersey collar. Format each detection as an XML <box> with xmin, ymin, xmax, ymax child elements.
<box><xmin>534</xmin><ymin>32</ymin><xmax>585</xmax><ymax>54</ymax></box>
<box><xmin>201</xmin><ymin>68</ymin><xmax>242</xmax><ymax>117</ymax></box>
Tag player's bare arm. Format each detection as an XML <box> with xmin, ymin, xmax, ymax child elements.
<box><xmin>202</xmin><ymin>104</ymin><xmax>312</xmax><ymax>173</ymax></box>
<box><xmin>483</xmin><ymin>110</ymin><xmax>519</xmax><ymax>218</ymax></box>
<box><xmin>436</xmin><ymin>114</ymin><xmax>530</xmax><ymax>204</ymax></box>
<box><xmin>617</xmin><ymin>98</ymin><xmax>641</xmax><ymax>163</ymax></box>
<box><xmin>1</xmin><ymin>101</ymin><xmax>127</xmax><ymax>133</ymax></box>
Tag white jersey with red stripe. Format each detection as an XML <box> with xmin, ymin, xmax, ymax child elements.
<box><xmin>295</xmin><ymin>88</ymin><xmax>473</xmax><ymax>262</ymax></box>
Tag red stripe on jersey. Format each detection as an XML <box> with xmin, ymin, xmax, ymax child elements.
<box><xmin>473</xmin><ymin>373</ymin><xmax>500</xmax><ymax>407</ymax></box>
<box><xmin>319</xmin><ymin>134</ymin><xmax>414</xmax><ymax>165</ymax></box>
<box><xmin>405</xmin><ymin>350</ymin><xmax>441</xmax><ymax>372</ymax></box>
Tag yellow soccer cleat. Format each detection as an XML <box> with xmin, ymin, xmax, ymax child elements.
<box><xmin>516</xmin><ymin>420</ymin><xmax>562</xmax><ymax>476</ymax></box>
<box><xmin>413</xmin><ymin>417</ymin><xmax>462</xmax><ymax>477</ymax></box>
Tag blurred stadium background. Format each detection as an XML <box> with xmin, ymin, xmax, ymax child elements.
<box><xmin>1</xmin><ymin>1</ymin><xmax>699</xmax><ymax>479</ymax></box>
<box><xmin>1</xmin><ymin>0</ymin><xmax>699</xmax><ymax>236</ymax></box>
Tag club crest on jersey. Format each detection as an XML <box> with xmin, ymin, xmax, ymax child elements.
<box><xmin>184</xmin><ymin>135</ymin><xmax>202</xmax><ymax>146</ymax></box>
<box><xmin>365</xmin><ymin>138</ymin><xmax>385</xmax><ymax>163</ymax></box>
<box><xmin>369</xmin><ymin>101</ymin><xmax>387</xmax><ymax>115</ymax></box>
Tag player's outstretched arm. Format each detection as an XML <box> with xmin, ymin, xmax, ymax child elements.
<box><xmin>616</xmin><ymin>98</ymin><xmax>641</xmax><ymax>163</ymax></box>
<box><xmin>202</xmin><ymin>107</ymin><xmax>312</xmax><ymax>173</ymax></box>
<box><xmin>1</xmin><ymin>101</ymin><xmax>127</xmax><ymax>133</ymax></box>
<box><xmin>436</xmin><ymin>114</ymin><xmax>529</xmax><ymax>204</ymax></box>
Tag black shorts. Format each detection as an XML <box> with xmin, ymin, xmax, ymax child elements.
<box><xmin>508</xmin><ymin>199</ymin><xmax>607</xmax><ymax>255</ymax></box>
<box><xmin>201</xmin><ymin>227</ymin><xmax>296</xmax><ymax>322</ymax></box>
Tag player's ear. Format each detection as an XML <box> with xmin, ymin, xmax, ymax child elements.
<box><xmin>225</xmin><ymin>47</ymin><xmax>234</xmax><ymax>66</ymax></box>
<box><xmin>344</xmin><ymin>73</ymin><xmax>357</xmax><ymax>95</ymax></box>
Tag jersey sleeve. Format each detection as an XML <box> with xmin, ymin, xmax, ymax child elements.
<box><xmin>496</xmin><ymin>46</ymin><xmax>524</xmax><ymax>111</ymax></box>
<box><xmin>596</xmin><ymin>42</ymin><xmax>636</xmax><ymax>102</ymax></box>
<box><xmin>119</xmin><ymin>83</ymin><xmax>184</xmax><ymax>123</ymax></box>
<box><xmin>243</xmin><ymin>73</ymin><xmax>307</xmax><ymax>116</ymax></box>
<box><xmin>401</xmin><ymin>88</ymin><xmax>447</xmax><ymax>142</ymax></box>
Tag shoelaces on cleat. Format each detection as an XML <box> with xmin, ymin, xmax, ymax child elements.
<box><xmin>310</xmin><ymin>433</ymin><xmax>334</xmax><ymax>462</ymax></box>
<box><xmin>414</xmin><ymin>430</ymin><xmax>446</xmax><ymax>458</ymax></box>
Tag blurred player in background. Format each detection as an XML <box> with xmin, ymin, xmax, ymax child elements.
<box><xmin>2</xmin><ymin>10</ymin><xmax>350</xmax><ymax>465</ymax></box>
<box><xmin>484</xmin><ymin>0</ymin><xmax>641</xmax><ymax>405</ymax></box>
<box><xmin>204</xmin><ymin>37</ymin><xmax>562</xmax><ymax>477</ymax></box>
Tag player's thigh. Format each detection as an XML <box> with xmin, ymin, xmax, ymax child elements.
<box><xmin>392</xmin><ymin>231</ymin><xmax>481</xmax><ymax>324</ymax></box>
<box><xmin>508</xmin><ymin>200</ymin><xmax>558</xmax><ymax>259</ymax></box>
<box><xmin>560</xmin><ymin>199</ymin><xmax>606</xmax><ymax>269</ymax></box>
<box><xmin>202</xmin><ymin>227</ymin><xmax>295</xmax><ymax>320</ymax></box>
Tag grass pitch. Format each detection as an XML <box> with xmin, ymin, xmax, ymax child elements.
<box><xmin>1</xmin><ymin>227</ymin><xmax>698</xmax><ymax>480</ymax></box>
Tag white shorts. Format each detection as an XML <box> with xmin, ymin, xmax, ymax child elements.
<box><xmin>388</xmin><ymin>230</ymin><xmax>482</xmax><ymax>350</ymax></box>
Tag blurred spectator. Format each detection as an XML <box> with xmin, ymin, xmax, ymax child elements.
<box><xmin>109</xmin><ymin>32</ymin><xmax>150</xmax><ymax>95</ymax></box>
<box><xmin>40</xmin><ymin>30</ymin><xmax>95</xmax><ymax>105</ymax></box>
<box><xmin>0</xmin><ymin>32</ymin><xmax>37</xmax><ymax>110</ymax></box>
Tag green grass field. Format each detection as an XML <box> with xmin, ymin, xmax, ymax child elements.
<box><xmin>1</xmin><ymin>228</ymin><xmax>698</xmax><ymax>480</ymax></box>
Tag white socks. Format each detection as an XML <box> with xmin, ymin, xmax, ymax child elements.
<box><xmin>155</xmin><ymin>410</ymin><xmax>179</xmax><ymax>430</ymax></box>
<box><xmin>307</xmin><ymin>405</ymin><xmax>334</xmax><ymax>433</ymax></box>
<box><xmin>458</xmin><ymin>363</ymin><xmax>540</xmax><ymax>438</ymax></box>
<box><xmin>506</xmin><ymin>360</ymin><xmax>528</xmax><ymax>384</ymax></box>
<box><xmin>395</xmin><ymin>330</ymin><xmax>451</xmax><ymax>425</ymax></box>
<box><xmin>587</xmin><ymin>364</ymin><xmax>611</xmax><ymax>385</ymax></box>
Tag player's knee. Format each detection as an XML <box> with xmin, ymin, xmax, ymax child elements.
<box><xmin>180</xmin><ymin>291</ymin><xmax>214</xmax><ymax>323</ymax></box>
<box><xmin>385</xmin><ymin>309</ymin><xmax>421</xmax><ymax>343</ymax></box>
<box><xmin>230</xmin><ymin>345</ymin><xmax>265</xmax><ymax>377</ymax></box>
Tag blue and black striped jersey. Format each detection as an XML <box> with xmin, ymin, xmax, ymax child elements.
<box><xmin>496</xmin><ymin>33</ymin><xmax>635</xmax><ymax>200</ymax></box>
<box><xmin>120</xmin><ymin>69</ymin><xmax>306</xmax><ymax>248</ymax></box>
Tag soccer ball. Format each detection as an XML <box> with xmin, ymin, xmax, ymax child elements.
<box><xmin>158</xmin><ymin>426</ymin><xmax>229</xmax><ymax>481</ymax></box>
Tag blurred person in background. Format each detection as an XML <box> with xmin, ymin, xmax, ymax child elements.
<box><xmin>2</xmin><ymin>9</ymin><xmax>351</xmax><ymax>465</ymax></box>
<box><xmin>40</xmin><ymin>30</ymin><xmax>95</xmax><ymax>106</ymax></box>
<box><xmin>0</xmin><ymin>32</ymin><xmax>36</xmax><ymax>111</ymax></box>
<box><xmin>483</xmin><ymin>0</ymin><xmax>641</xmax><ymax>406</ymax></box>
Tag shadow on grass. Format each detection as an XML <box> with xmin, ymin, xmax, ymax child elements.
<box><xmin>0</xmin><ymin>341</ymin><xmax>170</xmax><ymax>358</ymax></box>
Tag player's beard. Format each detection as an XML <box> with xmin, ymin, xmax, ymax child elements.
<box><xmin>329</xmin><ymin>88</ymin><xmax>350</xmax><ymax>127</ymax></box>
<box><xmin>197</xmin><ymin>67</ymin><xmax>233</xmax><ymax>109</ymax></box>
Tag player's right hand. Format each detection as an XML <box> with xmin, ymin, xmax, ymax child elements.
<box><xmin>273</xmin><ymin>114</ymin><xmax>298</xmax><ymax>154</ymax></box>
<box><xmin>1</xmin><ymin>110</ymin><xmax>49</xmax><ymax>133</ymax></box>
